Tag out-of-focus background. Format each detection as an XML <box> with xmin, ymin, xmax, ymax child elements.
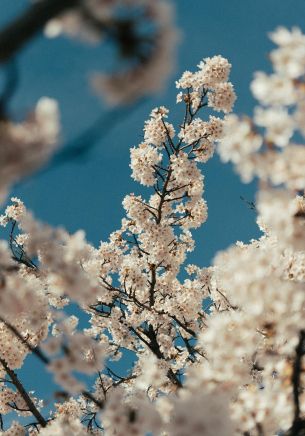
<box><xmin>1</xmin><ymin>0</ymin><xmax>304</xmax><ymax>404</ymax></box>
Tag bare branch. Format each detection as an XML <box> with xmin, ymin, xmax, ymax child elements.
<box><xmin>0</xmin><ymin>358</ymin><xmax>47</xmax><ymax>428</ymax></box>
<box><xmin>0</xmin><ymin>0</ymin><xmax>80</xmax><ymax>63</ymax></box>
<box><xmin>287</xmin><ymin>330</ymin><xmax>305</xmax><ymax>435</ymax></box>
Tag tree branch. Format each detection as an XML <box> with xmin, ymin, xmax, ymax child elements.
<box><xmin>0</xmin><ymin>0</ymin><xmax>80</xmax><ymax>63</ymax></box>
<box><xmin>287</xmin><ymin>329</ymin><xmax>305</xmax><ymax>435</ymax></box>
<box><xmin>0</xmin><ymin>60</ymin><xmax>18</xmax><ymax>118</ymax></box>
<box><xmin>0</xmin><ymin>358</ymin><xmax>47</xmax><ymax>428</ymax></box>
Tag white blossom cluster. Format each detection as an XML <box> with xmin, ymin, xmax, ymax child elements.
<box><xmin>218</xmin><ymin>26</ymin><xmax>305</xmax><ymax>190</ymax></box>
<box><xmin>176</xmin><ymin>55</ymin><xmax>236</xmax><ymax>113</ymax></box>
<box><xmin>188</xmin><ymin>27</ymin><xmax>305</xmax><ymax>436</ymax></box>
<box><xmin>0</xmin><ymin>98</ymin><xmax>59</xmax><ymax>204</ymax></box>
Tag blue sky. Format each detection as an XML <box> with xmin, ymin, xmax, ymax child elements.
<box><xmin>1</xmin><ymin>0</ymin><xmax>305</xmax><ymax>411</ymax></box>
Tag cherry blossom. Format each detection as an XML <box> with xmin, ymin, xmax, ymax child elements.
<box><xmin>2</xmin><ymin>25</ymin><xmax>305</xmax><ymax>436</ymax></box>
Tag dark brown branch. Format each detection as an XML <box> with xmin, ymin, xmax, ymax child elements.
<box><xmin>82</xmin><ymin>391</ymin><xmax>104</xmax><ymax>409</ymax></box>
<box><xmin>170</xmin><ymin>315</ymin><xmax>196</xmax><ymax>337</ymax></box>
<box><xmin>0</xmin><ymin>0</ymin><xmax>80</xmax><ymax>63</ymax></box>
<box><xmin>0</xmin><ymin>60</ymin><xmax>18</xmax><ymax>118</ymax></box>
<box><xmin>293</xmin><ymin>331</ymin><xmax>305</xmax><ymax>420</ymax></box>
<box><xmin>149</xmin><ymin>265</ymin><xmax>156</xmax><ymax>307</ymax></box>
<box><xmin>0</xmin><ymin>358</ymin><xmax>47</xmax><ymax>427</ymax></box>
<box><xmin>9</xmin><ymin>221</ymin><xmax>38</xmax><ymax>270</ymax></box>
<box><xmin>156</xmin><ymin>168</ymin><xmax>173</xmax><ymax>224</ymax></box>
<box><xmin>287</xmin><ymin>330</ymin><xmax>305</xmax><ymax>435</ymax></box>
<box><xmin>142</xmin><ymin>325</ymin><xmax>182</xmax><ymax>388</ymax></box>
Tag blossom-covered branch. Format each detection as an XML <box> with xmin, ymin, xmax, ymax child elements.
<box><xmin>0</xmin><ymin>54</ymin><xmax>235</xmax><ymax>434</ymax></box>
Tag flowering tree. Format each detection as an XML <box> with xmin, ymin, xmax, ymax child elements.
<box><xmin>1</xmin><ymin>23</ymin><xmax>305</xmax><ymax>436</ymax></box>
